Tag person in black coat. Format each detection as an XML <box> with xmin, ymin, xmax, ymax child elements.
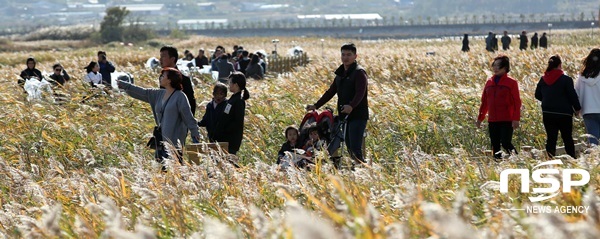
<box><xmin>501</xmin><ymin>31</ymin><xmax>511</xmax><ymax>50</ymax></box>
<box><xmin>539</xmin><ymin>32</ymin><xmax>548</xmax><ymax>48</ymax></box>
<box><xmin>97</xmin><ymin>51</ymin><xmax>116</xmax><ymax>85</ymax></box>
<box><xmin>534</xmin><ymin>55</ymin><xmax>581</xmax><ymax>158</ymax></box>
<box><xmin>19</xmin><ymin>57</ymin><xmax>45</xmax><ymax>87</ymax></box>
<box><xmin>198</xmin><ymin>83</ymin><xmax>228</xmax><ymax>142</ymax></box>
<box><xmin>277</xmin><ymin>126</ymin><xmax>303</xmax><ymax>164</ymax></box>
<box><xmin>519</xmin><ymin>31</ymin><xmax>528</xmax><ymax>50</ymax></box>
<box><xmin>214</xmin><ymin>72</ymin><xmax>250</xmax><ymax>155</ymax></box>
<box><xmin>461</xmin><ymin>34</ymin><xmax>470</xmax><ymax>52</ymax></box>
<box><xmin>159</xmin><ymin>46</ymin><xmax>197</xmax><ymax>116</ymax></box>
<box><xmin>531</xmin><ymin>33</ymin><xmax>539</xmax><ymax>49</ymax></box>
<box><xmin>48</xmin><ymin>63</ymin><xmax>70</xmax><ymax>86</ymax></box>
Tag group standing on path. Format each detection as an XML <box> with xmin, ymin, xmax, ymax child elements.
<box><xmin>462</xmin><ymin>30</ymin><xmax>549</xmax><ymax>53</ymax></box>
<box><xmin>477</xmin><ymin>48</ymin><xmax>600</xmax><ymax>159</ymax></box>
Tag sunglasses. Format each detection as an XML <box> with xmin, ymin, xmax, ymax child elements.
<box><xmin>54</xmin><ymin>68</ymin><xmax>62</xmax><ymax>71</ymax></box>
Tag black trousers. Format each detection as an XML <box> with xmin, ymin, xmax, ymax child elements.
<box><xmin>488</xmin><ymin>121</ymin><xmax>517</xmax><ymax>159</ymax></box>
<box><xmin>543</xmin><ymin>113</ymin><xmax>575</xmax><ymax>158</ymax></box>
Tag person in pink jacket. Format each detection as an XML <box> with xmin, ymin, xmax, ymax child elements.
<box><xmin>476</xmin><ymin>55</ymin><xmax>522</xmax><ymax>160</ymax></box>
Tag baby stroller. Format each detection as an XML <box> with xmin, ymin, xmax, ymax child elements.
<box><xmin>297</xmin><ymin>107</ymin><xmax>351</xmax><ymax>168</ymax></box>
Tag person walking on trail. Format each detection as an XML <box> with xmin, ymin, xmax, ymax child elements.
<box><xmin>461</xmin><ymin>34</ymin><xmax>470</xmax><ymax>52</ymax></box>
<box><xmin>531</xmin><ymin>32</ymin><xmax>539</xmax><ymax>50</ymax></box>
<box><xmin>306</xmin><ymin>43</ymin><xmax>369</xmax><ymax>165</ymax></box>
<box><xmin>118</xmin><ymin>67</ymin><xmax>200</xmax><ymax>168</ymax></box>
<box><xmin>535</xmin><ymin>55</ymin><xmax>581</xmax><ymax>158</ymax></box>
<box><xmin>539</xmin><ymin>33</ymin><xmax>548</xmax><ymax>49</ymax></box>
<box><xmin>476</xmin><ymin>55</ymin><xmax>521</xmax><ymax>160</ymax></box>
<box><xmin>501</xmin><ymin>31</ymin><xmax>511</xmax><ymax>50</ymax></box>
<box><xmin>485</xmin><ymin>32</ymin><xmax>495</xmax><ymax>52</ymax></box>
<box><xmin>519</xmin><ymin>31</ymin><xmax>528</xmax><ymax>50</ymax></box>
<box><xmin>159</xmin><ymin>46</ymin><xmax>197</xmax><ymax>116</ymax></box>
<box><xmin>575</xmin><ymin>48</ymin><xmax>600</xmax><ymax>145</ymax></box>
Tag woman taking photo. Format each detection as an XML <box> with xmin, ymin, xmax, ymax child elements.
<box><xmin>118</xmin><ymin>67</ymin><xmax>200</xmax><ymax>166</ymax></box>
<box><xmin>576</xmin><ymin>48</ymin><xmax>600</xmax><ymax>145</ymax></box>
<box><xmin>214</xmin><ymin>72</ymin><xmax>250</xmax><ymax>155</ymax></box>
<box><xmin>535</xmin><ymin>55</ymin><xmax>581</xmax><ymax>158</ymax></box>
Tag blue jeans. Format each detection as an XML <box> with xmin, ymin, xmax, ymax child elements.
<box><xmin>583</xmin><ymin>113</ymin><xmax>600</xmax><ymax>145</ymax></box>
<box><xmin>345</xmin><ymin>119</ymin><xmax>367</xmax><ymax>163</ymax></box>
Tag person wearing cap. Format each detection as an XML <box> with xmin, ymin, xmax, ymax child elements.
<box><xmin>118</xmin><ymin>67</ymin><xmax>200</xmax><ymax>168</ymax></box>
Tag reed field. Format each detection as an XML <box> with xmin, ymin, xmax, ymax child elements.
<box><xmin>1</xmin><ymin>29</ymin><xmax>600</xmax><ymax>238</ymax></box>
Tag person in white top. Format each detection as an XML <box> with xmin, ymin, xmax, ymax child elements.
<box><xmin>83</xmin><ymin>61</ymin><xmax>103</xmax><ymax>87</ymax></box>
<box><xmin>575</xmin><ymin>48</ymin><xmax>600</xmax><ymax>145</ymax></box>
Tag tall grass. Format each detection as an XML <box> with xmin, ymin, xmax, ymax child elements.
<box><xmin>0</xmin><ymin>30</ymin><xmax>599</xmax><ymax>238</ymax></box>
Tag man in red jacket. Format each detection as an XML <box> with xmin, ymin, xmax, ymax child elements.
<box><xmin>476</xmin><ymin>55</ymin><xmax>522</xmax><ymax>160</ymax></box>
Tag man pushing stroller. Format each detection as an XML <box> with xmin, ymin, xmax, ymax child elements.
<box><xmin>306</xmin><ymin>43</ymin><xmax>369</xmax><ymax>167</ymax></box>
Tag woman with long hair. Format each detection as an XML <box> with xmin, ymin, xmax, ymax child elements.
<box><xmin>576</xmin><ymin>48</ymin><xmax>600</xmax><ymax>145</ymax></box>
<box><xmin>118</xmin><ymin>67</ymin><xmax>200</xmax><ymax>168</ymax></box>
<box><xmin>214</xmin><ymin>72</ymin><xmax>250</xmax><ymax>155</ymax></box>
<box><xmin>83</xmin><ymin>61</ymin><xmax>103</xmax><ymax>87</ymax></box>
<box><xmin>535</xmin><ymin>55</ymin><xmax>581</xmax><ymax>158</ymax></box>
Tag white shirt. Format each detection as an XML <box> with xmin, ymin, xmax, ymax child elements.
<box><xmin>575</xmin><ymin>75</ymin><xmax>600</xmax><ymax>115</ymax></box>
<box><xmin>84</xmin><ymin>72</ymin><xmax>103</xmax><ymax>85</ymax></box>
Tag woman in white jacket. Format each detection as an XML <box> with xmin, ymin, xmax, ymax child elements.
<box><xmin>575</xmin><ymin>48</ymin><xmax>600</xmax><ymax>145</ymax></box>
<box><xmin>83</xmin><ymin>61</ymin><xmax>103</xmax><ymax>87</ymax></box>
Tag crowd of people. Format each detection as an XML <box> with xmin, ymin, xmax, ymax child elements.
<box><xmin>183</xmin><ymin>45</ymin><xmax>268</xmax><ymax>81</ymax></box>
<box><xmin>476</xmin><ymin>49</ymin><xmax>600</xmax><ymax>160</ymax></box>
<box><xmin>462</xmin><ymin>30</ymin><xmax>549</xmax><ymax>52</ymax></box>
<box><xmin>19</xmin><ymin>39</ymin><xmax>600</xmax><ymax>171</ymax></box>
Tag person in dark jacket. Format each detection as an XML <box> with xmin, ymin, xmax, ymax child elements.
<box><xmin>535</xmin><ymin>55</ymin><xmax>581</xmax><ymax>158</ymax></box>
<box><xmin>539</xmin><ymin>32</ymin><xmax>548</xmax><ymax>48</ymax></box>
<box><xmin>519</xmin><ymin>31</ymin><xmax>528</xmax><ymax>50</ymax></box>
<box><xmin>216</xmin><ymin>54</ymin><xmax>235</xmax><ymax>83</ymax></box>
<box><xmin>194</xmin><ymin>48</ymin><xmax>209</xmax><ymax>68</ymax></box>
<box><xmin>492</xmin><ymin>34</ymin><xmax>499</xmax><ymax>51</ymax></box>
<box><xmin>97</xmin><ymin>51</ymin><xmax>116</xmax><ymax>85</ymax></box>
<box><xmin>476</xmin><ymin>55</ymin><xmax>522</xmax><ymax>160</ymax></box>
<box><xmin>214</xmin><ymin>72</ymin><xmax>250</xmax><ymax>155</ymax></box>
<box><xmin>461</xmin><ymin>34</ymin><xmax>470</xmax><ymax>52</ymax></box>
<box><xmin>245</xmin><ymin>54</ymin><xmax>264</xmax><ymax>79</ymax></box>
<box><xmin>501</xmin><ymin>31</ymin><xmax>511</xmax><ymax>50</ymax></box>
<box><xmin>485</xmin><ymin>32</ymin><xmax>494</xmax><ymax>52</ymax></box>
<box><xmin>19</xmin><ymin>57</ymin><xmax>45</xmax><ymax>86</ymax></box>
<box><xmin>531</xmin><ymin>32</ymin><xmax>539</xmax><ymax>50</ymax></box>
<box><xmin>236</xmin><ymin>50</ymin><xmax>251</xmax><ymax>74</ymax></box>
<box><xmin>159</xmin><ymin>46</ymin><xmax>197</xmax><ymax>116</ymax></box>
<box><xmin>277</xmin><ymin>126</ymin><xmax>303</xmax><ymax>164</ymax></box>
<box><xmin>198</xmin><ymin>83</ymin><xmax>228</xmax><ymax>142</ymax></box>
<box><xmin>306</xmin><ymin>43</ymin><xmax>369</xmax><ymax>164</ymax></box>
<box><xmin>48</xmin><ymin>63</ymin><xmax>70</xmax><ymax>86</ymax></box>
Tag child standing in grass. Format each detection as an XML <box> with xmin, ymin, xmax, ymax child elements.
<box><xmin>476</xmin><ymin>55</ymin><xmax>522</xmax><ymax>160</ymax></box>
<box><xmin>277</xmin><ymin>126</ymin><xmax>303</xmax><ymax>165</ymax></box>
<box><xmin>198</xmin><ymin>83</ymin><xmax>228</xmax><ymax>142</ymax></box>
